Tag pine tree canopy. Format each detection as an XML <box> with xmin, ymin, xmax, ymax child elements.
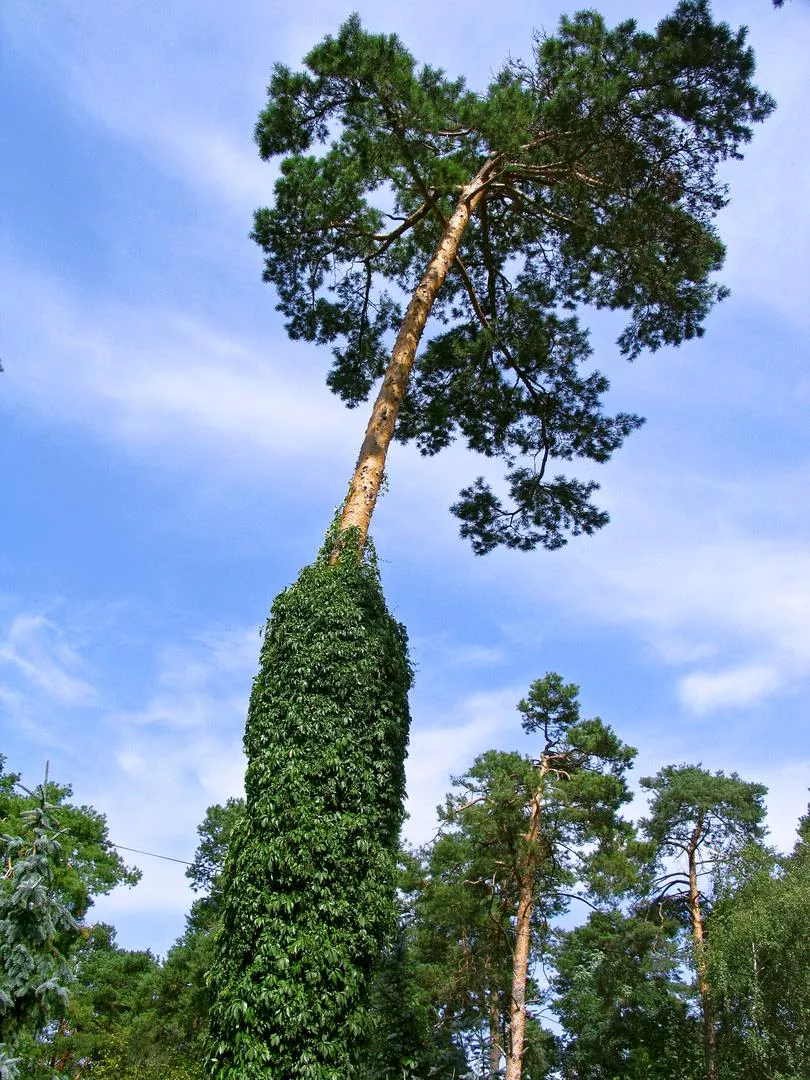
<box><xmin>252</xmin><ymin>1</ymin><xmax>773</xmax><ymax>552</ymax></box>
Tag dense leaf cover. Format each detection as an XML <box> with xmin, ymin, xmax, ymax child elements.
<box><xmin>640</xmin><ymin>764</ymin><xmax>769</xmax><ymax>913</ymax></box>
<box><xmin>0</xmin><ymin>783</ymin><xmax>77</xmax><ymax>1063</ymax></box>
<box><xmin>708</xmin><ymin>830</ymin><xmax>810</xmax><ymax>1078</ymax></box>
<box><xmin>252</xmin><ymin>2</ymin><xmax>772</xmax><ymax>551</ymax></box>
<box><xmin>6</xmin><ymin>762</ymin><xmax>805</xmax><ymax>1080</ymax></box>
<box><xmin>40</xmin><ymin>924</ymin><xmax>197</xmax><ymax>1080</ymax></box>
<box><xmin>553</xmin><ymin>911</ymin><xmax>701</xmax><ymax>1079</ymax></box>
<box><xmin>0</xmin><ymin>759</ymin><xmax>138</xmax><ymax>1078</ymax></box>
<box><xmin>206</xmin><ymin>537</ymin><xmax>412</xmax><ymax>1079</ymax></box>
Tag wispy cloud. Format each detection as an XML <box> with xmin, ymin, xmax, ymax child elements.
<box><xmin>679</xmin><ymin>664</ymin><xmax>783</xmax><ymax>715</ymax></box>
<box><xmin>715</xmin><ymin>11</ymin><xmax>810</xmax><ymax>329</ymax></box>
<box><xmin>84</xmin><ymin>624</ymin><xmax>255</xmax><ymax>942</ymax></box>
<box><xmin>3</xmin><ymin>0</ymin><xmax>274</xmax><ymax>215</ymax></box>
<box><xmin>522</xmin><ymin>459</ymin><xmax>810</xmax><ymax>718</ymax></box>
<box><xmin>405</xmin><ymin>687</ymin><xmax>524</xmax><ymax>845</ymax></box>
<box><xmin>0</xmin><ymin>265</ymin><xmax>358</xmax><ymax>472</ymax></box>
<box><xmin>410</xmin><ymin>634</ymin><xmax>506</xmax><ymax>671</ymax></box>
<box><xmin>0</xmin><ymin>613</ymin><xmax>97</xmax><ymax>706</ymax></box>
<box><xmin>6</xmin><ymin>0</ymin><xmax>807</xmax><ymax>323</ymax></box>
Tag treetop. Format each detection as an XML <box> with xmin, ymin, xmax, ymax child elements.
<box><xmin>250</xmin><ymin>1</ymin><xmax>772</xmax><ymax>553</ymax></box>
<box><xmin>640</xmin><ymin>763</ymin><xmax>768</xmax><ymax>852</ymax></box>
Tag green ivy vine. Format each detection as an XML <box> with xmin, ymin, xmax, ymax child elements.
<box><xmin>206</xmin><ymin>532</ymin><xmax>412</xmax><ymax>1079</ymax></box>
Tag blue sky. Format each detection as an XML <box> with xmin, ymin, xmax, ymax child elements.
<box><xmin>2</xmin><ymin>0</ymin><xmax>809</xmax><ymax>956</ymax></box>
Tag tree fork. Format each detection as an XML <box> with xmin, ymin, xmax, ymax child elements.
<box><xmin>330</xmin><ymin>154</ymin><xmax>502</xmax><ymax>561</ymax></box>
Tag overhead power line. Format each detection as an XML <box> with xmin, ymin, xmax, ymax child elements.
<box><xmin>112</xmin><ymin>843</ymin><xmax>193</xmax><ymax>867</ymax></box>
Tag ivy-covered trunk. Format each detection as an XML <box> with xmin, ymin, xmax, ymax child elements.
<box><xmin>206</xmin><ymin>541</ymin><xmax>411</xmax><ymax>1079</ymax></box>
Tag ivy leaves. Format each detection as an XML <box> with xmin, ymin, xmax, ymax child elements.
<box><xmin>207</xmin><ymin>542</ymin><xmax>412</xmax><ymax>1079</ymax></box>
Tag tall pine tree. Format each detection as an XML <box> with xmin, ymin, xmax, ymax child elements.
<box><xmin>208</xmin><ymin>6</ymin><xmax>773</xmax><ymax>1076</ymax></box>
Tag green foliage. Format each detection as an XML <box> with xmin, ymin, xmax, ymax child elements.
<box><xmin>553</xmin><ymin>911</ymin><xmax>701</xmax><ymax>1079</ymax></box>
<box><xmin>708</xmin><ymin>823</ymin><xmax>810</xmax><ymax>1078</ymax></box>
<box><xmin>0</xmin><ymin>760</ymin><xmax>139</xmax><ymax>1076</ymax></box>
<box><xmin>363</xmin><ymin>928</ymin><xmax>467</xmax><ymax>1080</ymax></box>
<box><xmin>34</xmin><ymin>801</ymin><xmax>250</xmax><ymax>1080</ymax></box>
<box><xmin>0</xmin><ymin>760</ymin><xmax>139</xmax><ymax>928</ymax></box>
<box><xmin>39</xmin><ymin>923</ymin><xmax>179</xmax><ymax>1078</ymax></box>
<box><xmin>407</xmin><ymin>675</ymin><xmax>636</xmax><ymax>1074</ymax></box>
<box><xmin>188</xmin><ymin>799</ymin><xmax>245</xmax><ymax>899</ymax></box>
<box><xmin>407</xmin><ymin>764</ymin><xmax>526</xmax><ymax>1072</ymax></box>
<box><xmin>251</xmin><ymin>3</ymin><xmax>772</xmax><ymax>552</ymax></box>
<box><xmin>518</xmin><ymin>674</ymin><xmax>638</xmax><ymax>899</ymax></box>
<box><xmin>186</xmin><ymin>798</ymin><xmax>245</xmax><ymax>940</ymax></box>
<box><xmin>640</xmin><ymin>764</ymin><xmax>768</xmax><ymax>915</ymax></box>
<box><xmin>0</xmin><ymin>772</ymin><xmax>77</xmax><ymax>1064</ymax></box>
<box><xmin>206</xmin><ymin>539</ymin><xmax>412</xmax><ymax>1079</ymax></box>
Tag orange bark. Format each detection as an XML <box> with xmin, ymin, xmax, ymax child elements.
<box><xmin>504</xmin><ymin>763</ymin><xmax>547</xmax><ymax>1080</ymax></box>
<box><xmin>688</xmin><ymin>817</ymin><xmax>719</xmax><ymax>1080</ymax></box>
<box><xmin>331</xmin><ymin>154</ymin><xmax>502</xmax><ymax>560</ymax></box>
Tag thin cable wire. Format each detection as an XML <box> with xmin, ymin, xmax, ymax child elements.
<box><xmin>112</xmin><ymin>843</ymin><xmax>193</xmax><ymax>867</ymax></box>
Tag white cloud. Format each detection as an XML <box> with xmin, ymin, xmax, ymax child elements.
<box><xmin>715</xmin><ymin>9</ymin><xmax>810</xmax><ymax>329</ymax></box>
<box><xmin>679</xmin><ymin>664</ymin><xmax>783</xmax><ymax>715</ymax></box>
<box><xmin>81</xmin><ymin>627</ymin><xmax>253</xmax><ymax>947</ymax></box>
<box><xmin>520</xmin><ymin>459</ymin><xmax>810</xmax><ymax>718</ymax></box>
<box><xmin>0</xmin><ymin>601</ymin><xmax>253</xmax><ymax>951</ymax></box>
<box><xmin>0</xmin><ymin>613</ymin><xmax>97</xmax><ymax>706</ymax></box>
<box><xmin>758</xmin><ymin>760</ymin><xmax>810</xmax><ymax>855</ymax></box>
<box><xmin>0</xmin><ymin>265</ymin><xmax>358</xmax><ymax>471</ymax></box>
<box><xmin>404</xmin><ymin>687</ymin><xmax>524</xmax><ymax>846</ymax></box>
<box><xmin>410</xmin><ymin>634</ymin><xmax>505</xmax><ymax>670</ymax></box>
<box><xmin>3</xmin><ymin>0</ymin><xmax>274</xmax><ymax>215</ymax></box>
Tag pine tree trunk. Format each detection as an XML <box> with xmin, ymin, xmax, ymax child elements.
<box><xmin>489</xmin><ymin>989</ymin><xmax>502</xmax><ymax>1079</ymax></box>
<box><xmin>331</xmin><ymin>154</ymin><xmax>501</xmax><ymax>559</ymax></box>
<box><xmin>505</xmin><ymin>879</ymin><xmax>534</xmax><ymax>1080</ymax></box>
<box><xmin>504</xmin><ymin>767</ymin><xmax>546</xmax><ymax>1080</ymax></box>
<box><xmin>688</xmin><ymin>820</ymin><xmax>719</xmax><ymax>1080</ymax></box>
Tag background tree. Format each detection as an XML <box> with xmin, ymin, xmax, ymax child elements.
<box><xmin>210</xmin><ymin>6</ymin><xmax>773</xmax><ymax>1075</ymax></box>
<box><xmin>640</xmin><ymin>765</ymin><xmax>768</xmax><ymax>1080</ymax></box>
<box><xmin>33</xmin><ymin>799</ymin><xmax>247</xmax><ymax>1080</ymax></box>
<box><xmin>0</xmin><ymin>758</ymin><xmax>138</xmax><ymax>1078</ymax></box>
<box><xmin>407</xmin><ymin>674</ymin><xmax>636</xmax><ymax>1079</ymax></box>
<box><xmin>363</xmin><ymin>921</ymin><xmax>468</xmax><ymax>1080</ymax></box>
<box><xmin>0</xmin><ymin>759</ymin><xmax>139</xmax><ymax>929</ymax></box>
<box><xmin>152</xmin><ymin>797</ymin><xmax>246</xmax><ymax>1073</ymax></box>
<box><xmin>707</xmin><ymin>810</ymin><xmax>810</xmax><ymax>1078</ymax></box>
<box><xmin>38</xmin><ymin>923</ymin><xmax>194</xmax><ymax>1080</ymax></box>
<box><xmin>406</xmin><ymin>785</ymin><xmax>522</xmax><ymax>1077</ymax></box>
<box><xmin>553</xmin><ymin>910</ymin><xmax>701</xmax><ymax>1080</ymax></box>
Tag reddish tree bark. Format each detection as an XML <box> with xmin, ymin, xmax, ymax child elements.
<box><xmin>688</xmin><ymin>815</ymin><xmax>719</xmax><ymax>1080</ymax></box>
<box><xmin>331</xmin><ymin>154</ymin><xmax>502</xmax><ymax>560</ymax></box>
